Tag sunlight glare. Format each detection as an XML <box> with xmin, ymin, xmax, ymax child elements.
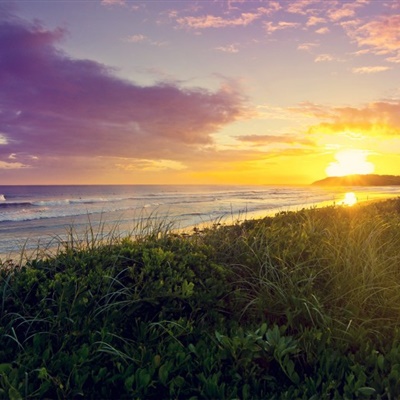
<box><xmin>342</xmin><ymin>192</ymin><xmax>357</xmax><ymax>206</ymax></box>
<box><xmin>326</xmin><ymin>149</ymin><xmax>374</xmax><ymax>177</ymax></box>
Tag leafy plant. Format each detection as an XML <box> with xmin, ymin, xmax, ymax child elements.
<box><xmin>2</xmin><ymin>199</ymin><xmax>400</xmax><ymax>398</ymax></box>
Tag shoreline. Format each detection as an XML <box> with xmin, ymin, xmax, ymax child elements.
<box><xmin>2</xmin><ymin>192</ymin><xmax>398</xmax><ymax>266</ymax></box>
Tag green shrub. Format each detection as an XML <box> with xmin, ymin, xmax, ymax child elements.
<box><xmin>2</xmin><ymin>199</ymin><xmax>400</xmax><ymax>398</ymax></box>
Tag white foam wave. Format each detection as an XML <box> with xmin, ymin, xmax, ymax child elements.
<box><xmin>32</xmin><ymin>196</ymin><xmax>136</xmax><ymax>207</ymax></box>
<box><xmin>33</xmin><ymin>199</ymin><xmax>71</xmax><ymax>207</ymax></box>
<box><xmin>0</xmin><ymin>194</ymin><xmax>5</xmax><ymax>201</ymax></box>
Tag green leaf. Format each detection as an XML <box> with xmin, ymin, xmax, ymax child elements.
<box><xmin>258</xmin><ymin>323</ymin><xmax>267</xmax><ymax>337</ymax></box>
<box><xmin>215</xmin><ymin>331</ymin><xmax>223</xmax><ymax>344</ymax></box>
<box><xmin>137</xmin><ymin>369</ymin><xmax>151</xmax><ymax>389</ymax></box>
<box><xmin>9</xmin><ymin>387</ymin><xmax>22</xmax><ymax>400</ymax></box>
<box><xmin>173</xmin><ymin>376</ymin><xmax>185</xmax><ymax>388</ymax></box>
<box><xmin>0</xmin><ymin>364</ymin><xmax>12</xmax><ymax>374</ymax></box>
<box><xmin>158</xmin><ymin>364</ymin><xmax>169</xmax><ymax>385</ymax></box>
<box><xmin>42</xmin><ymin>347</ymin><xmax>51</xmax><ymax>361</ymax></box>
<box><xmin>188</xmin><ymin>343</ymin><xmax>197</xmax><ymax>355</ymax></box>
<box><xmin>357</xmin><ymin>387</ymin><xmax>376</xmax><ymax>396</ymax></box>
<box><xmin>153</xmin><ymin>354</ymin><xmax>161</xmax><ymax>368</ymax></box>
<box><xmin>124</xmin><ymin>375</ymin><xmax>134</xmax><ymax>391</ymax></box>
<box><xmin>377</xmin><ymin>354</ymin><xmax>385</xmax><ymax>371</ymax></box>
<box><xmin>37</xmin><ymin>367</ymin><xmax>48</xmax><ymax>380</ymax></box>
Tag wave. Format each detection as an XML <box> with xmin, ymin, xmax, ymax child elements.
<box><xmin>31</xmin><ymin>196</ymin><xmax>130</xmax><ymax>207</ymax></box>
<box><xmin>0</xmin><ymin>194</ymin><xmax>5</xmax><ymax>201</ymax></box>
<box><xmin>0</xmin><ymin>206</ymin><xmax>105</xmax><ymax>223</ymax></box>
<box><xmin>0</xmin><ymin>201</ymin><xmax>157</xmax><ymax>224</ymax></box>
<box><xmin>31</xmin><ymin>195</ymin><xmax>167</xmax><ymax>207</ymax></box>
<box><xmin>0</xmin><ymin>194</ymin><xmax>245</xmax><ymax>209</ymax></box>
<box><xmin>0</xmin><ymin>201</ymin><xmax>34</xmax><ymax>209</ymax></box>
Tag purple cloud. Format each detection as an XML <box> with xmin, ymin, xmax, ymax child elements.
<box><xmin>0</xmin><ymin>13</ymin><xmax>246</xmax><ymax>165</ymax></box>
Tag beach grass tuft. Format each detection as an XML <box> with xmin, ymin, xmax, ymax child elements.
<box><xmin>1</xmin><ymin>199</ymin><xmax>400</xmax><ymax>398</ymax></box>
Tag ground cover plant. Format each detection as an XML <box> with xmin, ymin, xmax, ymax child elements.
<box><xmin>1</xmin><ymin>198</ymin><xmax>400</xmax><ymax>399</ymax></box>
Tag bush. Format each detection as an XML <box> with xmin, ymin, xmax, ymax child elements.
<box><xmin>1</xmin><ymin>199</ymin><xmax>400</xmax><ymax>398</ymax></box>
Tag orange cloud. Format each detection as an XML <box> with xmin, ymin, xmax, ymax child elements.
<box><xmin>115</xmin><ymin>159</ymin><xmax>186</xmax><ymax>172</ymax></box>
<box><xmin>345</xmin><ymin>15</ymin><xmax>400</xmax><ymax>59</ymax></box>
<box><xmin>315</xmin><ymin>27</ymin><xmax>329</xmax><ymax>34</ymax></box>
<box><xmin>235</xmin><ymin>134</ymin><xmax>314</xmax><ymax>146</ymax></box>
<box><xmin>328</xmin><ymin>6</ymin><xmax>356</xmax><ymax>22</ymax></box>
<box><xmin>327</xmin><ymin>1</ymin><xmax>368</xmax><ymax>22</ymax></box>
<box><xmin>288</xmin><ymin>102</ymin><xmax>335</xmax><ymax>119</ymax></box>
<box><xmin>306</xmin><ymin>101</ymin><xmax>400</xmax><ymax>137</ymax></box>
<box><xmin>286</xmin><ymin>0</ymin><xmax>318</xmax><ymax>15</ymax></box>
<box><xmin>306</xmin><ymin>16</ymin><xmax>326</xmax><ymax>26</ymax></box>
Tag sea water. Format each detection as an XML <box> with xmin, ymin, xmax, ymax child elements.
<box><xmin>0</xmin><ymin>185</ymin><xmax>399</xmax><ymax>256</ymax></box>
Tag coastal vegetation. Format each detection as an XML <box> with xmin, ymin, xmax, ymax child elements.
<box><xmin>1</xmin><ymin>198</ymin><xmax>400</xmax><ymax>399</ymax></box>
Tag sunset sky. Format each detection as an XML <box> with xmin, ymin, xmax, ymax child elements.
<box><xmin>1</xmin><ymin>0</ymin><xmax>399</xmax><ymax>185</ymax></box>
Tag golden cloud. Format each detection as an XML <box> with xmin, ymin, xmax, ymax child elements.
<box><xmin>306</xmin><ymin>101</ymin><xmax>400</xmax><ymax>137</ymax></box>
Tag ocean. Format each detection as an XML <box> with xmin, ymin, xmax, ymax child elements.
<box><xmin>1</xmin><ymin>185</ymin><xmax>399</xmax><ymax>257</ymax></box>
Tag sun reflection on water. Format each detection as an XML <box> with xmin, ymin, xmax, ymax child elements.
<box><xmin>342</xmin><ymin>192</ymin><xmax>357</xmax><ymax>206</ymax></box>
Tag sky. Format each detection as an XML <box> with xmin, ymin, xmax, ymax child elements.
<box><xmin>0</xmin><ymin>0</ymin><xmax>399</xmax><ymax>185</ymax></box>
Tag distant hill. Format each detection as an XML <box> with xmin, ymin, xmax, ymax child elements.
<box><xmin>312</xmin><ymin>174</ymin><xmax>400</xmax><ymax>186</ymax></box>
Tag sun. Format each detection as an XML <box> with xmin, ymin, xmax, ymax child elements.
<box><xmin>326</xmin><ymin>149</ymin><xmax>375</xmax><ymax>177</ymax></box>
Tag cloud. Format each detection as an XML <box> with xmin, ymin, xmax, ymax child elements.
<box><xmin>386</xmin><ymin>55</ymin><xmax>400</xmax><ymax>63</ymax></box>
<box><xmin>0</xmin><ymin>160</ymin><xmax>27</xmax><ymax>169</ymax></box>
<box><xmin>0</xmin><ymin>133</ymin><xmax>8</xmax><ymax>145</ymax></box>
<box><xmin>315</xmin><ymin>27</ymin><xmax>329</xmax><ymax>35</ymax></box>
<box><xmin>258</xmin><ymin>3</ymin><xmax>282</xmax><ymax>14</ymax></box>
<box><xmin>124</xmin><ymin>34</ymin><xmax>167</xmax><ymax>46</ymax></box>
<box><xmin>306</xmin><ymin>101</ymin><xmax>400</xmax><ymax>137</ymax></box>
<box><xmin>215</xmin><ymin>44</ymin><xmax>239</xmax><ymax>53</ymax></box>
<box><xmin>235</xmin><ymin>134</ymin><xmax>313</xmax><ymax>146</ymax></box>
<box><xmin>0</xmin><ymin>13</ymin><xmax>248</xmax><ymax>167</ymax></box>
<box><xmin>327</xmin><ymin>1</ymin><xmax>368</xmax><ymax>22</ymax></box>
<box><xmin>306</xmin><ymin>16</ymin><xmax>326</xmax><ymax>26</ymax></box>
<box><xmin>385</xmin><ymin>2</ymin><xmax>400</xmax><ymax>10</ymax></box>
<box><xmin>125</xmin><ymin>34</ymin><xmax>146</xmax><ymax>43</ymax></box>
<box><xmin>115</xmin><ymin>159</ymin><xmax>187</xmax><ymax>172</ymax></box>
<box><xmin>286</xmin><ymin>0</ymin><xmax>318</xmax><ymax>16</ymax></box>
<box><xmin>297</xmin><ymin>42</ymin><xmax>319</xmax><ymax>52</ymax></box>
<box><xmin>327</xmin><ymin>6</ymin><xmax>356</xmax><ymax>22</ymax></box>
<box><xmin>288</xmin><ymin>102</ymin><xmax>335</xmax><ymax>119</ymax></box>
<box><xmin>352</xmin><ymin>66</ymin><xmax>391</xmax><ymax>74</ymax></box>
<box><xmin>175</xmin><ymin>5</ymin><xmax>278</xmax><ymax>30</ymax></box>
<box><xmin>176</xmin><ymin>12</ymin><xmax>260</xmax><ymax>29</ymax></box>
<box><xmin>264</xmin><ymin>21</ymin><xmax>300</xmax><ymax>34</ymax></box>
<box><xmin>344</xmin><ymin>15</ymin><xmax>400</xmax><ymax>60</ymax></box>
<box><xmin>101</xmin><ymin>0</ymin><xmax>126</xmax><ymax>6</ymax></box>
<box><xmin>314</xmin><ymin>53</ymin><xmax>335</xmax><ymax>62</ymax></box>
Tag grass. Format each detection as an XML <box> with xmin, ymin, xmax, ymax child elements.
<box><xmin>1</xmin><ymin>198</ymin><xmax>400</xmax><ymax>398</ymax></box>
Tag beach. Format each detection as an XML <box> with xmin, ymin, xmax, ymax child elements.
<box><xmin>1</xmin><ymin>184</ymin><xmax>399</xmax><ymax>259</ymax></box>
